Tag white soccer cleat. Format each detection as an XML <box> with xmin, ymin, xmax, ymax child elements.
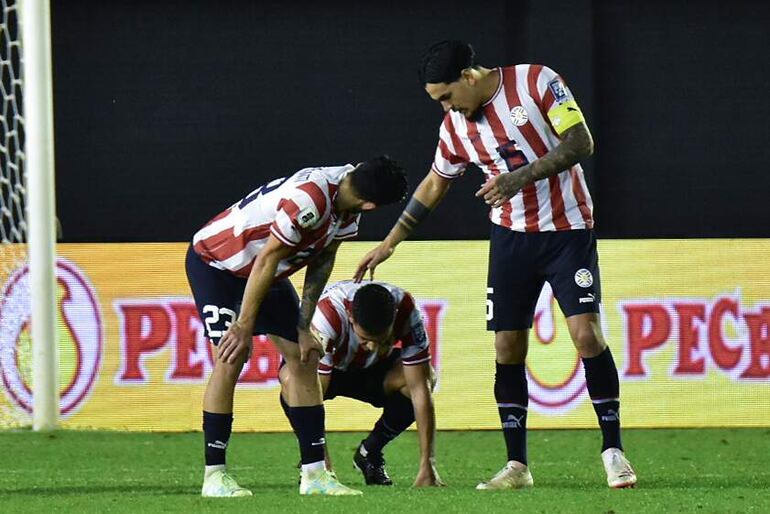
<box><xmin>476</xmin><ymin>460</ymin><xmax>533</xmax><ymax>490</ymax></box>
<box><xmin>602</xmin><ymin>448</ymin><xmax>637</xmax><ymax>488</ymax></box>
<box><xmin>299</xmin><ymin>469</ymin><xmax>363</xmax><ymax>496</ymax></box>
<box><xmin>201</xmin><ymin>469</ymin><xmax>253</xmax><ymax>497</ymax></box>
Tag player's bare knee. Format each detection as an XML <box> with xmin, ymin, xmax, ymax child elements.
<box><xmin>571</xmin><ymin>327</ymin><xmax>606</xmax><ymax>358</ymax></box>
<box><xmin>495</xmin><ymin>331</ymin><xmax>528</xmax><ymax>364</ymax></box>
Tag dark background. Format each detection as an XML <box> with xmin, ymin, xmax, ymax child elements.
<box><xmin>50</xmin><ymin>0</ymin><xmax>770</xmax><ymax>242</ymax></box>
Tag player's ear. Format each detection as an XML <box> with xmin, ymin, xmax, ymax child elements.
<box><xmin>461</xmin><ymin>67</ymin><xmax>476</xmax><ymax>86</ymax></box>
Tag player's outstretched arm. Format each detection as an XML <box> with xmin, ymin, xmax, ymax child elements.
<box><xmin>354</xmin><ymin>172</ymin><xmax>452</xmax><ymax>281</ymax></box>
<box><xmin>297</xmin><ymin>241</ymin><xmax>342</xmax><ymax>363</ymax></box>
<box><xmin>404</xmin><ymin>362</ymin><xmax>445</xmax><ymax>487</ymax></box>
<box><xmin>477</xmin><ymin>122</ymin><xmax>594</xmax><ymax>208</ymax></box>
<box><xmin>219</xmin><ymin>235</ymin><xmax>294</xmax><ymax>364</ymax></box>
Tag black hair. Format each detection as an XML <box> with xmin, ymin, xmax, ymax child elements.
<box><xmin>352</xmin><ymin>284</ymin><xmax>396</xmax><ymax>335</ymax></box>
<box><xmin>350</xmin><ymin>155</ymin><xmax>408</xmax><ymax>206</ymax></box>
<box><xmin>418</xmin><ymin>40</ymin><xmax>476</xmax><ymax>85</ymax></box>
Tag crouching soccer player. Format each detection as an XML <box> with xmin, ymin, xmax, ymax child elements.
<box><xmin>186</xmin><ymin>157</ymin><xmax>407</xmax><ymax>496</ymax></box>
<box><xmin>279</xmin><ymin>281</ymin><xmax>445</xmax><ymax>487</ymax></box>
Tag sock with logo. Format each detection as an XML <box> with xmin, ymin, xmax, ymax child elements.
<box><xmin>495</xmin><ymin>362</ymin><xmax>528</xmax><ymax>465</ymax></box>
<box><xmin>582</xmin><ymin>347</ymin><xmax>623</xmax><ymax>452</ymax></box>
<box><xmin>288</xmin><ymin>405</ymin><xmax>326</xmax><ymax>466</ymax></box>
<box><xmin>362</xmin><ymin>391</ymin><xmax>415</xmax><ymax>459</ymax></box>
<box><xmin>203</xmin><ymin>411</ymin><xmax>233</xmax><ymax>467</ymax></box>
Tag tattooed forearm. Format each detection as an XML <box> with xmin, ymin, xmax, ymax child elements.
<box><xmin>521</xmin><ymin>123</ymin><xmax>594</xmax><ymax>183</ymax></box>
<box><xmin>297</xmin><ymin>243</ymin><xmax>340</xmax><ymax>330</ymax></box>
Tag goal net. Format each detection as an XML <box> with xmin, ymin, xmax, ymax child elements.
<box><xmin>0</xmin><ymin>0</ymin><xmax>31</xmax><ymax>428</ymax></box>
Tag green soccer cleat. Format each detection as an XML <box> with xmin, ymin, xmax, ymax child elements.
<box><xmin>602</xmin><ymin>448</ymin><xmax>637</xmax><ymax>489</ymax></box>
<box><xmin>201</xmin><ymin>470</ymin><xmax>253</xmax><ymax>497</ymax></box>
<box><xmin>299</xmin><ymin>469</ymin><xmax>363</xmax><ymax>496</ymax></box>
<box><xmin>476</xmin><ymin>460</ymin><xmax>534</xmax><ymax>490</ymax></box>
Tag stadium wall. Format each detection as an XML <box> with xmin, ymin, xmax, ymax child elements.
<box><xmin>50</xmin><ymin>0</ymin><xmax>770</xmax><ymax>242</ymax></box>
<box><xmin>2</xmin><ymin>241</ymin><xmax>768</xmax><ymax>430</ymax></box>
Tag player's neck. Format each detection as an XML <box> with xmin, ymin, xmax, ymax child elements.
<box><xmin>333</xmin><ymin>175</ymin><xmax>358</xmax><ymax>214</ymax></box>
<box><xmin>476</xmin><ymin>66</ymin><xmax>501</xmax><ymax>106</ymax></box>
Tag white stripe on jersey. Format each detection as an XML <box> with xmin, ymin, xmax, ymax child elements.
<box><xmin>193</xmin><ymin>165</ymin><xmax>358</xmax><ymax>279</ymax></box>
<box><xmin>431</xmin><ymin>64</ymin><xmax>594</xmax><ymax>232</ymax></box>
<box><xmin>312</xmin><ymin>280</ymin><xmax>430</xmax><ymax>373</ymax></box>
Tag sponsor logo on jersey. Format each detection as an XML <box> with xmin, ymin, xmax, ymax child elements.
<box><xmin>548</xmin><ymin>78</ymin><xmax>569</xmax><ymax>103</ymax></box>
<box><xmin>0</xmin><ymin>258</ymin><xmax>103</xmax><ymax>417</ymax></box>
<box><xmin>574</xmin><ymin>268</ymin><xmax>594</xmax><ymax>288</ymax></box>
<box><xmin>509</xmin><ymin>106</ymin><xmax>529</xmax><ymax>126</ymax></box>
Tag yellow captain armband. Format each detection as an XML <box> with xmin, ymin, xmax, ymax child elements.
<box><xmin>547</xmin><ymin>99</ymin><xmax>585</xmax><ymax>135</ymax></box>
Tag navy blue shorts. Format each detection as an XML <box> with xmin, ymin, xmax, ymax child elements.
<box><xmin>487</xmin><ymin>227</ymin><xmax>601</xmax><ymax>331</ymax></box>
<box><xmin>185</xmin><ymin>245</ymin><xmax>300</xmax><ymax>344</ymax></box>
<box><xmin>324</xmin><ymin>349</ymin><xmax>402</xmax><ymax>408</ymax></box>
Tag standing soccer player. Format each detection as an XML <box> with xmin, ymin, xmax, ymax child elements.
<box><xmin>356</xmin><ymin>41</ymin><xmax>637</xmax><ymax>489</ymax></box>
<box><xmin>187</xmin><ymin>156</ymin><xmax>407</xmax><ymax>496</ymax></box>
<box><xmin>279</xmin><ymin>280</ymin><xmax>444</xmax><ymax>487</ymax></box>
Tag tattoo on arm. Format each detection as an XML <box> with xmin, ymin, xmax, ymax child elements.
<box><xmin>397</xmin><ymin>197</ymin><xmax>431</xmax><ymax>234</ymax></box>
<box><xmin>523</xmin><ymin>123</ymin><xmax>594</xmax><ymax>183</ymax></box>
<box><xmin>297</xmin><ymin>244</ymin><xmax>339</xmax><ymax>330</ymax></box>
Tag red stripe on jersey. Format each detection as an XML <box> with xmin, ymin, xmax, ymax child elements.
<box><xmin>482</xmin><ymin>104</ymin><xmax>515</xmax><ymax>228</ymax></box>
<box><xmin>542</xmin><ymin>88</ymin><xmax>556</xmax><ymax>114</ymax></box>
<box><xmin>548</xmin><ymin>176</ymin><xmax>570</xmax><ymax>230</ymax></box>
<box><xmin>438</xmin><ymin>139</ymin><xmax>466</xmax><ymax>165</ymax></box>
<box><xmin>527</xmin><ymin>64</ymin><xmax>543</xmax><ymax>105</ymax></box>
<box><xmin>393</xmin><ymin>293</ymin><xmax>416</xmax><ymax>337</ymax></box>
<box><xmin>529</xmin><ymin>65</ymin><xmax>561</xmax><ymax>137</ymax></box>
<box><xmin>570</xmin><ymin>167</ymin><xmax>593</xmax><ymax>226</ymax></box>
<box><xmin>318</xmin><ymin>298</ymin><xmax>343</xmax><ymax>336</ymax></box>
<box><xmin>197</xmin><ymin>223</ymin><xmax>272</xmax><ymax>264</ymax></box>
<box><xmin>443</xmin><ymin>115</ymin><xmax>472</xmax><ymax>162</ymax></box>
<box><xmin>297</xmin><ymin>182</ymin><xmax>328</xmax><ymax>216</ymax></box>
<box><xmin>278</xmin><ymin>199</ymin><xmax>301</xmax><ymax>226</ymax></box>
<box><xmin>503</xmin><ymin>67</ymin><xmax>540</xmax><ymax>231</ymax></box>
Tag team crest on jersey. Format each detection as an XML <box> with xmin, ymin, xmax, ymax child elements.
<box><xmin>297</xmin><ymin>206</ymin><xmax>319</xmax><ymax>228</ymax></box>
<box><xmin>574</xmin><ymin>268</ymin><xmax>593</xmax><ymax>288</ymax></box>
<box><xmin>548</xmin><ymin>78</ymin><xmax>569</xmax><ymax>104</ymax></box>
<box><xmin>509</xmin><ymin>106</ymin><xmax>529</xmax><ymax>126</ymax></box>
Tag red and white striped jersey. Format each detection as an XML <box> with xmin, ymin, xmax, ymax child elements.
<box><xmin>311</xmin><ymin>280</ymin><xmax>431</xmax><ymax>374</ymax></box>
<box><xmin>432</xmin><ymin>64</ymin><xmax>594</xmax><ymax>232</ymax></box>
<box><xmin>192</xmin><ymin>165</ymin><xmax>360</xmax><ymax>280</ymax></box>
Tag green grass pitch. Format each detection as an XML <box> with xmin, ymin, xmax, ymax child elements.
<box><xmin>2</xmin><ymin>428</ymin><xmax>769</xmax><ymax>513</ymax></box>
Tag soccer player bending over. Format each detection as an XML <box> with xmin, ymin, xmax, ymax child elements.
<box><xmin>356</xmin><ymin>41</ymin><xmax>637</xmax><ymax>490</ymax></box>
<box><xmin>279</xmin><ymin>281</ymin><xmax>444</xmax><ymax>487</ymax></box>
<box><xmin>186</xmin><ymin>156</ymin><xmax>407</xmax><ymax>496</ymax></box>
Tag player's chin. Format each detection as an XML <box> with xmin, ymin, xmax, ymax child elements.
<box><xmin>465</xmin><ymin>108</ymin><xmax>483</xmax><ymax>122</ymax></box>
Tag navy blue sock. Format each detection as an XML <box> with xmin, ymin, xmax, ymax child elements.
<box><xmin>582</xmin><ymin>347</ymin><xmax>623</xmax><ymax>452</ymax></box>
<box><xmin>495</xmin><ymin>362</ymin><xmax>528</xmax><ymax>465</ymax></box>
<box><xmin>288</xmin><ymin>405</ymin><xmax>326</xmax><ymax>465</ymax></box>
<box><xmin>363</xmin><ymin>392</ymin><xmax>415</xmax><ymax>459</ymax></box>
<box><xmin>279</xmin><ymin>394</ymin><xmax>297</xmax><ymax>432</ymax></box>
<box><xmin>203</xmin><ymin>411</ymin><xmax>233</xmax><ymax>466</ymax></box>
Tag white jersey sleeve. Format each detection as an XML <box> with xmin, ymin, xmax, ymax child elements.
<box><xmin>270</xmin><ymin>187</ymin><xmax>327</xmax><ymax>247</ymax></box>
<box><xmin>431</xmin><ymin>114</ymin><xmax>469</xmax><ymax>180</ymax></box>
<box><xmin>394</xmin><ymin>292</ymin><xmax>431</xmax><ymax>366</ymax></box>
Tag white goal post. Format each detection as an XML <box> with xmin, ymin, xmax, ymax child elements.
<box><xmin>21</xmin><ymin>0</ymin><xmax>58</xmax><ymax>431</ymax></box>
